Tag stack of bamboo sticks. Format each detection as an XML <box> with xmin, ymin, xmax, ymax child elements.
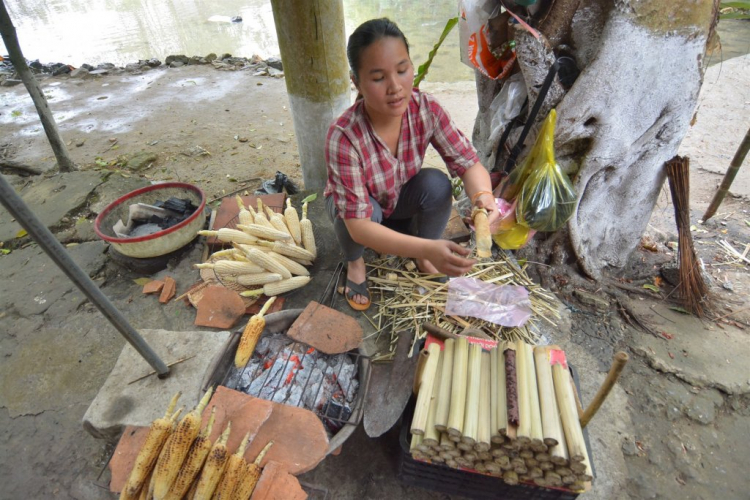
<box><xmin>409</xmin><ymin>338</ymin><xmax>592</xmax><ymax>492</ymax></box>
<box><xmin>365</xmin><ymin>256</ymin><xmax>561</xmax><ymax>362</ymax></box>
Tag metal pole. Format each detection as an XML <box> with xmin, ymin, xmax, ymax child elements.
<box><xmin>0</xmin><ymin>175</ymin><xmax>170</xmax><ymax>377</ymax></box>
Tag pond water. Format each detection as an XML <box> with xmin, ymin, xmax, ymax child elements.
<box><xmin>2</xmin><ymin>0</ymin><xmax>748</xmax><ymax>83</ymax></box>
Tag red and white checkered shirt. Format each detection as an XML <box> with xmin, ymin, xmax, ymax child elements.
<box><xmin>325</xmin><ymin>89</ymin><xmax>479</xmax><ymax>220</ymax></box>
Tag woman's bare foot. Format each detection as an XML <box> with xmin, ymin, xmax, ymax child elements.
<box><xmin>416</xmin><ymin>257</ymin><xmax>439</xmax><ymax>274</ymax></box>
<box><xmin>346</xmin><ymin>258</ymin><xmax>368</xmax><ymax>305</ymax></box>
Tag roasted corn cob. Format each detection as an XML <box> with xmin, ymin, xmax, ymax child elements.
<box><xmin>152</xmin><ymin>388</ymin><xmax>214</xmax><ymax>500</ymax></box>
<box><xmin>234</xmin><ymin>297</ymin><xmax>276</xmax><ymax>368</ymax></box>
<box><xmin>229</xmin><ymin>442</ymin><xmax>274</xmax><ymax>500</ymax></box>
<box><xmin>120</xmin><ymin>392</ymin><xmax>182</xmax><ymax>500</ymax></box>
<box><xmin>283</xmin><ymin>199</ymin><xmax>302</xmax><ymax>245</ymax></box>
<box><xmin>257</xmin><ymin>240</ymin><xmax>315</xmax><ymax>262</ymax></box>
<box><xmin>239</xmin><ymin>247</ymin><xmax>292</xmax><ymax>279</ymax></box>
<box><xmin>300</xmin><ymin>200</ymin><xmax>316</xmax><ymax>258</ymax></box>
<box><xmin>194</xmin><ymin>261</ymin><xmax>265</xmax><ymax>276</ymax></box>
<box><xmin>193</xmin><ymin>423</ymin><xmax>232</xmax><ymax>500</ymax></box>
<box><xmin>163</xmin><ymin>408</ymin><xmax>216</xmax><ymax>500</ymax></box>
<box><xmin>235</xmin><ymin>223</ymin><xmax>291</xmax><ymax>241</ymax></box>
<box><xmin>198</xmin><ymin>229</ymin><xmax>257</xmax><ymax>246</ymax></box>
<box><xmin>236</xmin><ymin>196</ymin><xmax>253</xmax><ymax>226</ymax></box>
<box><xmin>267</xmin><ymin>251</ymin><xmax>310</xmax><ymax>276</ymax></box>
<box><xmin>212</xmin><ymin>431</ymin><xmax>251</xmax><ymax>500</ymax></box>
<box><xmin>237</xmin><ymin>273</ymin><xmax>283</xmax><ymax>286</ymax></box>
<box><xmin>240</xmin><ymin>276</ymin><xmax>311</xmax><ymax>297</ymax></box>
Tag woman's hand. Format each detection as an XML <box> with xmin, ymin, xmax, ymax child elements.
<box><xmin>474</xmin><ymin>192</ymin><xmax>500</xmax><ymax>231</ymax></box>
<box><xmin>424</xmin><ymin>240</ymin><xmax>477</xmax><ymax>276</ymax></box>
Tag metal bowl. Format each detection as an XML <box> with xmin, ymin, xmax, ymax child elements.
<box><xmin>94</xmin><ymin>182</ymin><xmax>207</xmax><ymax>258</ymax></box>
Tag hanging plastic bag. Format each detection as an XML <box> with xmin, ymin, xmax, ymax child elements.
<box><xmin>492</xmin><ymin>198</ymin><xmax>536</xmax><ymax>250</ymax></box>
<box><xmin>515</xmin><ymin>109</ymin><xmax>576</xmax><ymax>232</ymax></box>
<box><xmin>458</xmin><ymin>0</ymin><xmax>515</xmax><ymax>79</ymax></box>
<box><xmin>488</xmin><ymin>73</ymin><xmax>527</xmax><ymax>145</ymax></box>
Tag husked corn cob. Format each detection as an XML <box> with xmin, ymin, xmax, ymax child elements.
<box><xmin>258</xmin><ymin>240</ymin><xmax>315</xmax><ymax>262</ymax></box>
<box><xmin>240</xmin><ymin>247</ymin><xmax>292</xmax><ymax>279</ymax></box>
<box><xmin>265</xmin><ymin>207</ymin><xmax>293</xmax><ymax>238</ymax></box>
<box><xmin>234</xmin><ymin>297</ymin><xmax>276</xmax><ymax>368</ymax></box>
<box><xmin>193</xmin><ymin>423</ymin><xmax>232</xmax><ymax>500</ymax></box>
<box><xmin>237</xmin><ymin>273</ymin><xmax>283</xmax><ymax>286</ymax></box>
<box><xmin>300</xmin><ymin>201</ymin><xmax>316</xmax><ymax>258</ymax></box>
<box><xmin>208</xmin><ymin>248</ymin><xmax>236</xmax><ymax>260</ymax></box>
<box><xmin>198</xmin><ymin>229</ymin><xmax>257</xmax><ymax>246</ymax></box>
<box><xmin>212</xmin><ymin>432</ymin><xmax>251</xmax><ymax>500</ymax></box>
<box><xmin>268</xmin><ymin>251</ymin><xmax>310</xmax><ymax>276</ymax></box>
<box><xmin>229</xmin><ymin>442</ymin><xmax>274</xmax><ymax>500</ymax></box>
<box><xmin>236</xmin><ymin>223</ymin><xmax>291</xmax><ymax>242</ymax></box>
<box><xmin>120</xmin><ymin>392</ymin><xmax>182</xmax><ymax>500</ymax></box>
<box><xmin>163</xmin><ymin>408</ymin><xmax>216</xmax><ymax>500</ymax></box>
<box><xmin>232</xmin><ymin>252</ymin><xmax>250</xmax><ymax>263</ymax></box>
<box><xmin>236</xmin><ymin>196</ymin><xmax>253</xmax><ymax>226</ymax></box>
<box><xmin>252</xmin><ymin>199</ymin><xmax>274</xmax><ymax>229</ymax></box>
<box><xmin>232</xmin><ymin>243</ymin><xmax>272</xmax><ymax>256</ymax></box>
<box><xmin>194</xmin><ymin>261</ymin><xmax>265</xmax><ymax>276</ymax></box>
<box><xmin>152</xmin><ymin>388</ymin><xmax>214</xmax><ymax>500</ymax></box>
<box><xmin>284</xmin><ymin>199</ymin><xmax>302</xmax><ymax>245</ymax></box>
<box><xmin>240</xmin><ymin>276</ymin><xmax>311</xmax><ymax>297</ymax></box>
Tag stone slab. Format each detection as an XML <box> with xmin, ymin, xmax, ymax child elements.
<box><xmin>0</xmin><ymin>171</ymin><xmax>104</xmax><ymax>242</ymax></box>
<box><xmin>250</xmin><ymin>461</ymin><xmax>308</xmax><ymax>500</ymax></box>
<box><xmin>628</xmin><ymin>299</ymin><xmax>750</xmax><ymax>395</ymax></box>
<box><xmin>82</xmin><ymin>328</ymin><xmax>231</xmax><ymax>442</ymax></box>
<box><xmin>286</xmin><ymin>301</ymin><xmax>362</xmax><ymax>354</ymax></box>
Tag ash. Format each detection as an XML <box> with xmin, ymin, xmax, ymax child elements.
<box><xmin>226</xmin><ymin>334</ymin><xmax>359</xmax><ymax>434</ymax></box>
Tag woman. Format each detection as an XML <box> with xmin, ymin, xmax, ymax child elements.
<box><xmin>325</xmin><ymin>18</ymin><xmax>498</xmax><ymax>311</ymax></box>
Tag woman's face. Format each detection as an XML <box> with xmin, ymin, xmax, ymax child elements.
<box><xmin>354</xmin><ymin>37</ymin><xmax>414</xmax><ymax>122</ymax></box>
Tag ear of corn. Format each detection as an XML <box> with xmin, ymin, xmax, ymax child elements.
<box><xmin>163</xmin><ymin>408</ymin><xmax>216</xmax><ymax>500</ymax></box>
<box><xmin>284</xmin><ymin>199</ymin><xmax>302</xmax><ymax>245</ymax></box>
<box><xmin>208</xmin><ymin>248</ymin><xmax>236</xmax><ymax>260</ymax></box>
<box><xmin>235</xmin><ymin>224</ymin><xmax>291</xmax><ymax>242</ymax></box>
<box><xmin>237</xmin><ymin>273</ymin><xmax>283</xmax><ymax>286</ymax></box>
<box><xmin>235</xmin><ymin>297</ymin><xmax>276</xmax><ymax>368</ymax></box>
<box><xmin>473</xmin><ymin>208</ymin><xmax>492</xmax><ymax>258</ymax></box>
<box><xmin>267</xmin><ymin>211</ymin><xmax>293</xmax><ymax>238</ymax></box>
<box><xmin>198</xmin><ymin>229</ymin><xmax>257</xmax><ymax>246</ymax></box>
<box><xmin>212</xmin><ymin>432</ymin><xmax>251</xmax><ymax>500</ymax></box>
<box><xmin>195</xmin><ymin>261</ymin><xmax>265</xmax><ymax>276</ymax></box>
<box><xmin>137</xmin><ymin>468</ymin><xmax>154</xmax><ymax>500</ymax></box>
<box><xmin>152</xmin><ymin>388</ymin><xmax>214</xmax><ymax>500</ymax></box>
<box><xmin>241</xmin><ymin>248</ymin><xmax>292</xmax><ymax>279</ymax></box>
<box><xmin>236</xmin><ymin>196</ymin><xmax>253</xmax><ymax>226</ymax></box>
<box><xmin>229</xmin><ymin>441</ymin><xmax>273</xmax><ymax>500</ymax></box>
<box><xmin>240</xmin><ymin>276</ymin><xmax>311</xmax><ymax>298</ymax></box>
<box><xmin>300</xmin><ymin>201</ymin><xmax>317</xmax><ymax>258</ymax></box>
<box><xmin>259</xmin><ymin>240</ymin><xmax>315</xmax><ymax>262</ymax></box>
<box><xmin>268</xmin><ymin>251</ymin><xmax>310</xmax><ymax>276</ymax></box>
<box><xmin>193</xmin><ymin>423</ymin><xmax>232</xmax><ymax>500</ymax></box>
<box><xmin>120</xmin><ymin>392</ymin><xmax>182</xmax><ymax>500</ymax></box>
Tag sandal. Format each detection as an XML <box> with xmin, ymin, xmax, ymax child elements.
<box><xmin>344</xmin><ymin>278</ymin><xmax>371</xmax><ymax>311</ymax></box>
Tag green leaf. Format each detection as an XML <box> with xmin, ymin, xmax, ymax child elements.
<box><xmin>720</xmin><ymin>1</ymin><xmax>750</xmax><ymax>9</ymax></box>
<box><xmin>669</xmin><ymin>306</ymin><xmax>690</xmax><ymax>314</ymax></box>
<box><xmin>15</xmin><ymin>229</ymin><xmax>27</xmax><ymax>238</ymax></box>
<box><xmin>720</xmin><ymin>11</ymin><xmax>750</xmax><ymax>19</ymax></box>
<box><xmin>413</xmin><ymin>17</ymin><xmax>459</xmax><ymax>88</ymax></box>
<box><xmin>133</xmin><ymin>277</ymin><xmax>152</xmax><ymax>286</ymax></box>
<box><xmin>11</xmin><ymin>110</ymin><xmax>22</xmax><ymax>118</ymax></box>
<box><xmin>643</xmin><ymin>284</ymin><xmax>660</xmax><ymax>292</ymax></box>
<box><xmin>301</xmin><ymin>193</ymin><xmax>318</xmax><ymax>204</ymax></box>
<box><xmin>0</xmin><ymin>249</ymin><xmax>10</xmax><ymax>255</ymax></box>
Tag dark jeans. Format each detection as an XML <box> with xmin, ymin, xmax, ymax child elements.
<box><xmin>325</xmin><ymin>168</ymin><xmax>453</xmax><ymax>262</ymax></box>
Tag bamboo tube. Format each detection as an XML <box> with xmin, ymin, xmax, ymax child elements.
<box><xmin>503</xmin><ymin>471</ymin><xmax>519</xmax><ymax>485</ymax></box>
<box><xmin>491</xmin><ymin>448</ymin><xmax>506</xmax><ymax>458</ymax></box>
<box><xmin>412</xmin><ymin>349</ymin><xmax>430</xmax><ymax>395</ymax></box>
<box><xmin>461</xmin><ymin>343</ymin><xmax>482</xmax><ymax>445</ymax></box>
<box><xmin>474</xmin><ymin>462</ymin><xmax>487</xmax><ymax>473</ymax></box>
<box><xmin>495</xmin><ymin>455</ymin><xmax>511</xmax><ymax>470</ymax></box>
<box><xmin>411</xmin><ymin>343</ymin><xmax>441</xmax><ymax>436</ymax></box>
<box><xmin>457</xmin><ymin>442</ymin><xmax>474</xmax><ymax>452</ymax></box>
<box><xmin>484</xmin><ymin>461</ymin><xmax>501</xmax><ymax>474</ymax></box>
<box><xmin>439</xmin><ymin>432</ymin><xmax>455</xmax><ymax>451</ymax></box>
<box><xmin>561</xmin><ymin>474</ymin><xmax>576</xmax><ymax>485</ymax></box>
<box><xmin>535</xmin><ymin>452</ymin><xmax>550</xmax><ymax>462</ymax></box>
<box><xmin>525</xmin><ymin>457</ymin><xmax>539</xmax><ymax>468</ymax></box>
<box><xmin>519</xmin><ymin>449</ymin><xmax>534</xmax><ymax>459</ymax></box>
<box><xmin>545</xmin><ymin>471</ymin><xmax>563</xmax><ymax>487</ymax></box>
<box><xmin>463</xmin><ymin>451</ymin><xmax>477</xmax><ymax>463</ymax></box>
<box><xmin>490</xmin><ymin>344</ymin><xmax>499</xmax><ymax>442</ymax></box>
<box><xmin>515</xmin><ymin>340</ymin><xmax>531</xmax><ymax>446</ymax></box>
<box><xmin>533</xmin><ymin>345</ymin><xmax>566</xmax><ymax>457</ymax></box>
<box><xmin>446</xmin><ymin>459</ymin><xmax>458</xmax><ymax>468</ymax></box>
<box><xmin>447</xmin><ymin>337</ymin><xmax>469</xmax><ymax>437</ymax></box>
<box><xmin>476</xmin><ymin>351</ymin><xmax>492</xmax><ymax>452</ymax></box>
<box><xmin>511</xmin><ymin>457</ymin><xmax>527</xmax><ymax>475</ymax></box>
<box><xmin>496</xmin><ymin>343</ymin><xmax>508</xmax><ymax>437</ymax></box>
<box><xmin>454</xmin><ymin>456</ymin><xmax>471</xmax><ymax>468</ymax></box>
<box><xmin>449</xmin><ymin>434</ymin><xmax>462</xmax><ymax>443</ymax></box>
<box><xmin>528</xmin><ymin>466</ymin><xmax>543</xmax><ymax>479</ymax></box>
<box><xmin>551</xmin><ymin>349</ymin><xmax>591</xmax><ymax>476</ymax></box>
<box><xmin>431</xmin><ymin>455</ymin><xmax>445</xmax><ymax>464</ymax></box>
<box><xmin>409</xmin><ymin>432</ymin><xmax>423</xmax><ymax>453</ymax></box>
<box><xmin>478</xmin><ymin>450</ymin><xmax>492</xmax><ymax>461</ymax></box>
<box><xmin>434</xmin><ymin>338</ymin><xmax>454</xmax><ymax>432</ymax></box>
<box><xmin>522</xmin><ymin>342</ymin><xmax>545</xmax><ymax>451</ymax></box>
<box><xmin>539</xmin><ymin>461</ymin><xmax>554</xmax><ymax>471</ymax></box>
<box><xmin>422</xmin><ymin>354</ymin><xmax>444</xmax><ymax>447</ymax></box>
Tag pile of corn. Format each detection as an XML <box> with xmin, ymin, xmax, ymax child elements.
<box><xmin>119</xmin><ymin>389</ymin><xmax>274</xmax><ymax>500</ymax></box>
<box><xmin>197</xmin><ymin>197</ymin><xmax>316</xmax><ymax>297</ymax></box>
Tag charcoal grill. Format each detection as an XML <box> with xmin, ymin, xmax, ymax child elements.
<box><xmin>200</xmin><ymin>308</ymin><xmax>371</xmax><ymax>455</ymax></box>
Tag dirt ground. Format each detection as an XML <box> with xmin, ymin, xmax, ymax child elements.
<box><xmin>1</xmin><ymin>58</ymin><xmax>749</xmax><ymax>500</ymax></box>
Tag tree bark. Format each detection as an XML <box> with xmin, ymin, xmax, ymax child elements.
<box><xmin>0</xmin><ymin>0</ymin><xmax>76</xmax><ymax>173</ymax></box>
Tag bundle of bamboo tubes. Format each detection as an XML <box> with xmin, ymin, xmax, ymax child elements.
<box><xmin>409</xmin><ymin>338</ymin><xmax>592</xmax><ymax>492</ymax></box>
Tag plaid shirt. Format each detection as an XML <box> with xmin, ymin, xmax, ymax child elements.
<box><xmin>325</xmin><ymin>89</ymin><xmax>479</xmax><ymax>220</ymax></box>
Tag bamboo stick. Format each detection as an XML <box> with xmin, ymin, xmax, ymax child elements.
<box><xmin>411</xmin><ymin>343</ymin><xmax>441</xmax><ymax>436</ymax></box>
<box><xmin>461</xmin><ymin>343</ymin><xmax>482</xmax><ymax>446</ymax></box>
<box><xmin>447</xmin><ymin>337</ymin><xmax>469</xmax><ymax>437</ymax></box>
<box><xmin>434</xmin><ymin>338</ymin><xmax>454</xmax><ymax>432</ymax></box>
<box><xmin>551</xmin><ymin>349</ymin><xmax>591</xmax><ymax>476</ymax></box>
<box><xmin>476</xmin><ymin>351</ymin><xmax>492</xmax><ymax>452</ymax></box>
<box><xmin>422</xmin><ymin>354</ymin><xmax>444</xmax><ymax>447</ymax></box>
<box><xmin>515</xmin><ymin>340</ymin><xmax>531</xmax><ymax>446</ymax></box>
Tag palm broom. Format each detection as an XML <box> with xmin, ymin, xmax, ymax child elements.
<box><xmin>665</xmin><ymin>155</ymin><xmax>708</xmax><ymax>316</ymax></box>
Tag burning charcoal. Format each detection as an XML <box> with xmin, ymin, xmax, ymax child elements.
<box><xmin>341</xmin><ymin>379</ymin><xmax>359</xmax><ymax>403</ymax></box>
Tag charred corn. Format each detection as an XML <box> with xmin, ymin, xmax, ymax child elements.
<box><xmin>237</xmin><ymin>273</ymin><xmax>283</xmax><ymax>286</ymax></box>
<box><xmin>240</xmin><ymin>247</ymin><xmax>292</xmax><ymax>279</ymax></box>
<box><xmin>163</xmin><ymin>408</ymin><xmax>216</xmax><ymax>500</ymax></box>
<box><xmin>300</xmin><ymin>201</ymin><xmax>316</xmax><ymax>258</ymax></box>
<box><xmin>212</xmin><ymin>432</ymin><xmax>251</xmax><ymax>500</ymax></box>
<box><xmin>137</xmin><ymin>468</ymin><xmax>154</xmax><ymax>500</ymax></box>
<box><xmin>194</xmin><ymin>261</ymin><xmax>264</xmax><ymax>276</ymax></box>
<box><xmin>229</xmin><ymin>442</ymin><xmax>274</xmax><ymax>500</ymax></box>
<box><xmin>234</xmin><ymin>297</ymin><xmax>276</xmax><ymax>368</ymax></box>
<box><xmin>152</xmin><ymin>388</ymin><xmax>214</xmax><ymax>500</ymax></box>
<box><xmin>236</xmin><ymin>196</ymin><xmax>253</xmax><ymax>226</ymax></box>
<box><xmin>236</xmin><ymin>223</ymin><xmax>291</xmax><ymax>242</ymax></box>
<box><xmin>120</xmin><ymin>392</ymin><xmax>182</xmax><ymax>500</ymax></box>
<box><xmin>193</xmin><ymin>423</ymin><xmax>232</xmax><ymax>500</ymax></box>
<box><xmin>284</xmin><ymin>199</ymin><xmax>302</xmax><ymax>245</ymax></box>
<box><xmin>198</xmin><ymin>229</ymin><xmax>257</xmax><ymax>246</ymax></box>
<box><xmin>268</xmin><ymin>251</ymin><xmax>310</xmax><ymax>276</ymax></box>
<box><xmin>240</xmin><ymin>276</ymin><xmax>311</xmax><ymax>297</ymax></box>
<box><xmin>257</xmin><ymin>240</ymin><xmax>315</xmax><ymax>262</ymax></box>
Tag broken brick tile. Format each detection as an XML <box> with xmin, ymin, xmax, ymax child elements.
<box><xmin>202</xmin><ymin>386</ymin><xmax>274</xmax><ymax>453</ymax></box>
<box><xmin>286</xmin><ymin>301</ymin><xmax>362</xmax><ymax>354</ymax></box>
<box><xmin>159</xmin><ymin>276</ymin><xmax>176</xmax><ymax>303</ymax></box>
<box><xmin>194</xmin><ymin>285</ymin><xmax>246</xmax><ymax>329</ymax></box>
<box><xmin>142</xmin><ymin>280</ymin><xmax>164</xmax><ymax>294</ymax></box>
<box><xmin>250</xmin><ymin>460</ymin><xmax>308</xmax><ymax>500</ymax></box>
<box><xmin>108</xmin><ymin>425</ymin><xmax>149</xmax><ymax>493</ymax></box>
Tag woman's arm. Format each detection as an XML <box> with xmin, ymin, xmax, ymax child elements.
<box><xmin>344</xmin><ymin>218</ymin><xmax>476</xmax><ymax>276</ymax></box>
<box><xmin>461</xmin><ymin>162</ymin><xmax>499</xmax><ymax>227</ymax></box>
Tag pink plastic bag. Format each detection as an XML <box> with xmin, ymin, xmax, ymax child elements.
<box><xmin>445</xmin><ymin>277</ymin><xmax>532</xmax><ymax>327</ymax></box>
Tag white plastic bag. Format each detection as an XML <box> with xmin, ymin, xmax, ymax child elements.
<box><xmin>445</xmin><ymin>277</ymin><xmax>532</xmax><ymax>327</ymax></box>
<box><xmin>488</xmin><ymin>72</ymin><xmax>527</xmax><ymax>144</ymax></box>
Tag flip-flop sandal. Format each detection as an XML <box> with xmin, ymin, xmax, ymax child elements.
<box><xmin>345</xmin><ymin>278</ymin><xmax>371</xmax><ymax>311</ymax></box>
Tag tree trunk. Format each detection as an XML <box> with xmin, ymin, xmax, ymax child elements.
<box><xmin>0</xmin><ymin>0</ymin><xmax>76</xmax><ymax>173</ymax></box>
<box><xmin>474</xmin><ymin>0</ymin><xmax>719</xmax><ymax>279</ymax></box>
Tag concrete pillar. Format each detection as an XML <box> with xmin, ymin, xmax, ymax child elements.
<box><xmin>270</xmin><ymin>0</ymin><xmax>351</xmax><ymax>191</ymax></box>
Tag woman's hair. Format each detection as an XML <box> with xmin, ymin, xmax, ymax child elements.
<box><xmin>347</xmin><ymin>18</ymin><xmax>409</xmax><ymax>82</ymax></box>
